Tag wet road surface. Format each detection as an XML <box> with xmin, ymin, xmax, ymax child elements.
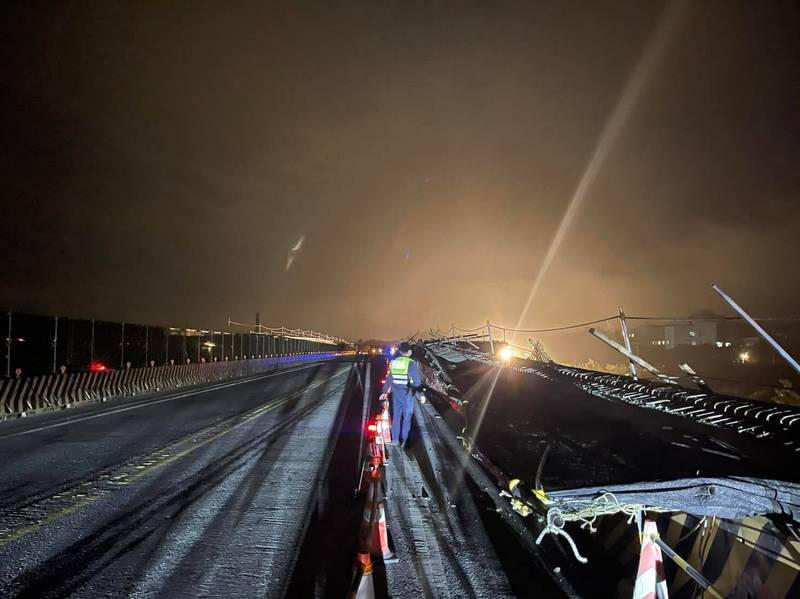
<box><xmin>0</xmin><ymin>358</ymin><xmax>357</xmax><ymax>598</ymax></box>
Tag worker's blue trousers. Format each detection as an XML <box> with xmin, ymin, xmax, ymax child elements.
<box><xmin>391</xmin><ymin>391</ymin><xmax>414</xmax><ymax>445</ymax></box>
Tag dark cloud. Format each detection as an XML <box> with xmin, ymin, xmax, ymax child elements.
<box><xmin>2</xmin><ymin>1</ymin><xmax>798</xmax><ymax>339</ymax></box>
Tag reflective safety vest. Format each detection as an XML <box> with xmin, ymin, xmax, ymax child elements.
<box><xmin>389</xmin><ymin>356</ymin><xmax>412</xmax><ymax>388</ymax></box>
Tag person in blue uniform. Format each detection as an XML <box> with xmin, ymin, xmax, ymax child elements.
<box><xmin>380</xmin><ymin>342</ymin><xmax>425</xmax><ymax>448</ymax></box>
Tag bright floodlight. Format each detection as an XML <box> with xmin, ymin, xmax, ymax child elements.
<box><xmin>499</xmin><ymin>346</ymin><xmax>513</xmax><ymax>361</ymax></box>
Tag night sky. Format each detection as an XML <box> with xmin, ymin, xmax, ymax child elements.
<box><xmin>2</xmin><ymin>1</ymin><xmax>799</xmax><ymax>340</ymax></box>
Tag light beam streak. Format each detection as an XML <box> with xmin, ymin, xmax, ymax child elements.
<box><xmin>512</xmin><ymin>1</ymin><xmax>687</xmax><ymax>338</ymax></box>
<box><xmin>460</xmin><ymin>2</ymin><xmax>688</xmax><ymax>460</ymax></box>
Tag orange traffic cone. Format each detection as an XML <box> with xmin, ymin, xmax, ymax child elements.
<box><xmin>372</xmin><ymin>499</ymin><xmax>398</xmax><ymax>563</ymax></box>
<box><xmin>373</xmin><ymin>421</ymin><xmax>388</xmax><ymax>465</ymax></box>
<box><xmin>348</xmin><ymin>552</ymin><xmax>376</xmax><ymax>599</ymax></box>
<box><xmin>380</xmin><ymin>404</ymin><xmax>392</xmax><ymax>445</ymax></box>
<box><xmin>349</xmin><ymin>475</ymin><xmax>380</xmax><ymax>598</ymax></box>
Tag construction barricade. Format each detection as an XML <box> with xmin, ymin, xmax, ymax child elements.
<box><xmin>634</xmin><ymin>519</ymin><xmax>669</xmax><ymax>599</ymax></box>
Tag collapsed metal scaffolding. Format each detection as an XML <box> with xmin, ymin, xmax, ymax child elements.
<box><xmin>415</xmin><ymin>337</ymin><xmax>800</xmax><ymax>597</ymax></box>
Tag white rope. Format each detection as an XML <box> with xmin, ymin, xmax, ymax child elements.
<box><xmin>552</xmin><ymin>491</ymin><xmax>673</xmax><ymax>533</ymax></box>
<box><xmin>535</xmin><ymin>508</ymin><xmax>588</xmax><ymax>564</ymax></box>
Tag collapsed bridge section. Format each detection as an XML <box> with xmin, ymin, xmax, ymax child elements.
<box><xmin>418</xmin><ymin>340</ymin><xmax>800</xmax><ymax>597</ymax></box>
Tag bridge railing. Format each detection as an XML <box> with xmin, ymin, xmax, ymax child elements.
<box><xmin>1</xmin><ymin>310</ymin><xmax>345</xmax><ymax>379</ymax></box>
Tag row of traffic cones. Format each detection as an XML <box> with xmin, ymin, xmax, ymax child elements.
<box><xmin>348</xmin><ymin>426</ymin><xmax>397</xmax><ymax>598</ymax></box>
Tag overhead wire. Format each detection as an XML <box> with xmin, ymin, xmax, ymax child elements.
<box><xmin>446</xmin><ymin>309</ymin><xmax>800</xmax><ymax>395</ymax></box>
<box><xmin>453</xmin><ymin>316</ymin><xmax>619</xmax><ymax>335</ymax></box>
<box><xmin>626</xmin><ymin>315</ymin><xmax>800</xmax><ymax>322</ymax></box>
<box><xmin>453</xmin><ymin>314</ymin><xmax>800</xmax><ymax>335</ymax></box>
<box><xmin>495</xmin><ymin>317</ymin><xmax>620</xmax><ymax>334</ymax></box>
<box><xmin>453</xmin><ymin>324</ymin><xmax>492</xmax><ymax>333</ymax></box>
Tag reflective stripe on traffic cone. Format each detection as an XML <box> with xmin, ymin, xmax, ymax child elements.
<box><xmin>380</xmin><ymin>405</ymin><xmax>392</xmax><ymax>445</ymax></box>
<box><xmin>633</xmin><ymin>520</ymin><xmax>669</xmax><ymax>599</ymax></box>
<box><xmin>372</xmin><ymin>499</ymin><xmax>398</xmax><ymax>563</ymax></box>
<box><xmin>373</xmin><ymin>422</ymin><xmax>387</xmax><ymax>465</ymax></box>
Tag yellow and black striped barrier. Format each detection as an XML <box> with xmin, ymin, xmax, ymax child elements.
<box><xmin>600</xmin><ymin>511</ymin><xmax>800</xmax><ymax>597</ymax></box>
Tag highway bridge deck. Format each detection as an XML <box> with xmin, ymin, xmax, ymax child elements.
<box><xmin>4</xmin><ymin>348</ymin><xmax>796</xmax><ymax>597</ymax></box>
<box><xmin>0</xmin><ymin>359</ymin><xmax>356</xmax><ymax>598</ymax></box>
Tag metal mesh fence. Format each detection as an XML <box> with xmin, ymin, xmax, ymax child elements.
<box><xmin>2</xmin><ymin>310</ymin><xmax>340</xmax><ymax>378</ymax></box>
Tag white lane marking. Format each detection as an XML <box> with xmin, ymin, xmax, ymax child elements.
<box><xmin>0</xmin><ymin>362</ymin><xmax>335</xmax><ymax>441</ymax></box>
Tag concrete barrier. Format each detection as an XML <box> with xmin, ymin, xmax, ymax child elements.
<box><xmin>0</xmin><ymin>353</ymin><xmax>339</xmax><ymax>420</ymax></box>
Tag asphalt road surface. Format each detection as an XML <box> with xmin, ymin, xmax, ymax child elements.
<box><xmin>0</xmin><ymin>358</ymin><xmax>357</xmax><ymax>598</ymax></box>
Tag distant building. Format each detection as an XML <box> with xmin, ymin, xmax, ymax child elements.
<box><xmin>632</xmin><ymin>320</ymin><xmax>726</xmax><ymax>351</ymax></box>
